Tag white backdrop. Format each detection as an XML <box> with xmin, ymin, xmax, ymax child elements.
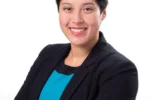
<box><xmin>0</xmin><ymin>0</ymin><xmax>150</xmax><ymax>100</ymax></box>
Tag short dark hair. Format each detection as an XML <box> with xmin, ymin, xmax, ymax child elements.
<box><xmin>56</xmin><ymin>0</ymin><xmax>108</xmax><ymax>13</ymax></box>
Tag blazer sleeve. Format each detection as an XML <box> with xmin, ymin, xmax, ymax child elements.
<box><xmin>95</xmin><ymin>59</ymin><xmax>138</xmax><ymax>100</ymax></box>
<box><xmin>14</xmin><ymin>44</ymin><xmax>51</xmax><ymax>100</ymax></box>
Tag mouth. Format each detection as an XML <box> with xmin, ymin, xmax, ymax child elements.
<box><xmin>69</xmin><ymin>27</ymin><xmax>87</xmax><ymax>35</ymax></box>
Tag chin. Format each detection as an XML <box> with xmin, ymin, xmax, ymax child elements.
<box><xmin>70</xmin><ymin>39</ymin><xmax>87</xmax><ymax>46</ymax></box>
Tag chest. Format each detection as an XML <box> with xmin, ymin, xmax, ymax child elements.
<box><xmin>28</xmin><ymin>60</ymin><xmax>101</xmax><ymax>100</ymax></box>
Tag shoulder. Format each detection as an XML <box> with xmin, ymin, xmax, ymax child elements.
<box><xmin>38</xmin><ymin>43</ymin><xmax>70</xmax><ymax>59</ymax></box>
<box><xmin>105</xmin><ymin>51</ymin><xmax>137</xmax><ymax>74</ymax></box>
<box><xmin>95</xmin><ymin>42</ymin><xmax>137</xmax><ymax>75</ymax></box>
<box><xmin>98</xmin><ymin>43</ymin><xmax>136</xmax><ymax>69</ymax></box>
<box><xmin>96</xmin><ymin>44</ymin><xmax>138</xmax><ymax>85</ymax></box>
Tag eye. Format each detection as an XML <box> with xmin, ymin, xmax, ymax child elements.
<box><xmin>63</xmin><ymin>7</ymin><xmax>72</xmax><ymax>11</ymax></box>
<box><xmin>84</xmin><ymin>8</ymin><xmax>93</xmax><ymax>12</ymax></box>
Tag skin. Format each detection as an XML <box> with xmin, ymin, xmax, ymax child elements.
<box><xmin>59</xmin><ymin>0</ymin><xmax>106</xmax><ymax>67</ymax></box>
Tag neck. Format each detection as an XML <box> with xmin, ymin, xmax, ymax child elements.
<box><xmin>70</xmin><ymin>45</ymin><xmax>91</xmax><ymax>59</ymax></box>
<box><xmin>65</xmin><ymin>37</ymin><xmax>99</xmax><ymax>67</ymax></box>
<box><xmin>65</xmin><ymin>44</ymin><xmax>91</xmax><ymax>67</ymax></box>
<box><xmin>69</xmin><ymin>37</ymin><xmax>99</xmax><ymax>60</ymax></box>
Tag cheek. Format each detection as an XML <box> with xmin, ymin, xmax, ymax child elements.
<box><xmin>59</xmin><ymin>13</ymin><xmax>70</xmax><ymax>27</ymax></box>
<box><xmin>84</xmin><ymin>13</ymin><xmax>101</xmax><ymax>26</ymax></box>
<box><xmin>85</xmin><ymin>15</ymin><xmax>100</xmax><ymax>28</ymax></box>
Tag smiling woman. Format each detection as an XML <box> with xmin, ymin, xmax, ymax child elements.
<box><xmin>14</xmin><ymin>0</ymin><xmax>138</xmax><ymax>100</ymax></box>
<box><xmin>59</xmin><ymin>0</ymin><xmax>104</xmax><ymax>48</ymax></box>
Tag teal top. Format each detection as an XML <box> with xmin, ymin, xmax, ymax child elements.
<box><xmin>39</xmin><ymin>61</ymin><xmax>78</xmax><ymax>100</ymax></box>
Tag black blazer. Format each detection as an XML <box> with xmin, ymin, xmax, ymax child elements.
<box><xmin>15</xmin><ymin>32</ymin><xmax>138</xmax><ymax>100</ymax></box>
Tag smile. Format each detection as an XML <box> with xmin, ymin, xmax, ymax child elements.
<box><xmin>69</xmin><ymin>27</ymin><xmax>87</xmax><ymax>35</ymax></box>
<box><xmin>70</xmin><ymin>28</ymin><xmax>86</xmax><ymax>32</ymax></box>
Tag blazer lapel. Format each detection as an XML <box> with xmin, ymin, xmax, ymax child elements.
<box><xmin>29</xmin><ymin>56</ymin><xmax>60</xmax><ymax>100</ymax></box>
<box><xmin>29</xmin><ymin>44</ymin><xmax>71</xmax><ymax>100</ymax></box>
<box><xmin>61</xmin><ymin>66</ymin><xmax>89</xmax><ymax>100</ymax></box>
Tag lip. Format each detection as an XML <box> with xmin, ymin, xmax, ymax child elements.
<box><xmin>69</xmin><ymin>27</ymin><xmax>87</xmax><ymax>29</ymax></box>
<box><xmin>69</xmin><ymin>27</ymin><xmax>87</xmax><ymax>35</ymax></box>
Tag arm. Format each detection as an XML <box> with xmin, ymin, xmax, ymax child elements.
<box><xmin>96</xmin><ymin>60</ymin><xmax>138</xmax><ymax>100</ymax></box>
<box><xmin>14</xmin><ymin>45</ymin><xmax>51</xmax><ymax>100</ymax></box>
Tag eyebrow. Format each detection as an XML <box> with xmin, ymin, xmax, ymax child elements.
<box><xmin>61</xmin><ymin>3</ymin><xmax>72</xmax><ymax>5</ymax></box>
<box><xmin>61</xmin><ymin>2</ymin><xmax>95</xmax><ymax>6</ymax></box>
<box><xmin>83</xmin><ymin>2</ymin><xmax>95</xmax><ymax>6</ymax></box>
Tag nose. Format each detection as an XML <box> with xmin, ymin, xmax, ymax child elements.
<box><xmin>72</xmin><ymin>11</ymin><xmax>84</xmax><ymax>24</ymax></box>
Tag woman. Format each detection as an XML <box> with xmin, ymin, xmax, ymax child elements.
<box><xmin>15</xmin><ymin>0</ymin><xmax>138</xmax><ymax>100</ymax></box>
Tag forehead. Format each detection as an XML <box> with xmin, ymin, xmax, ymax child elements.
<box><xmin>60</xmin><ymin>0</ymin><xmax>97</xmax><ymax>6</ymax></box>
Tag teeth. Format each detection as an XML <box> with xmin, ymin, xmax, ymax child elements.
<box><xmin>71</xmin><ymin>28</ymin><xmax>85</xmax><ymax>32</ymax></box>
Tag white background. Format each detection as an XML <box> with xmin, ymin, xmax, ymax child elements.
<box><xmin>0</xmin><ymin>0</ymin><xmax>150</xmax><ymax>100</ymax></box>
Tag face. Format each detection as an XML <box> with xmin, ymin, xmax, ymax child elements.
<box><xmin>59</xmin><ymin>0</ymin><xmax>106</xmax><ymax>46</ymax></box>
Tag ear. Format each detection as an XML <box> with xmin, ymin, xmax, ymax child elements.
<box><xmin>101</xmin><ymin>9</ymin><xmax>106</xmax><ymax>20</ymax></box>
